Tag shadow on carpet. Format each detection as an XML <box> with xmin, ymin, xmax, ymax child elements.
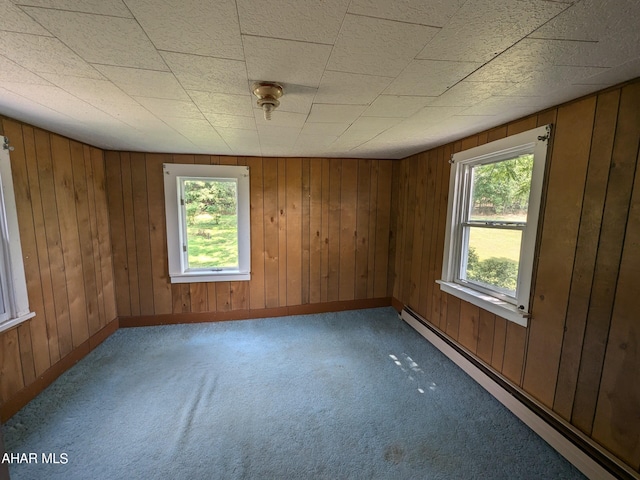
<box><xmin>4</xmin><ymin>307</ymin><xmax>585</xmax><ymax>479</ymax></box>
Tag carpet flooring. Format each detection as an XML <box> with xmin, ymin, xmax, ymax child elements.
<box><xmin>4</xmin><ymin>307</ymin><xmax>585</xmax><ymax>479</ymax></box>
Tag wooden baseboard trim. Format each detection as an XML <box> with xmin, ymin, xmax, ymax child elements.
<box><xmin>119</xmin><ymin>297</ymin><xmax>392</xmax><ymax>328</ymax></box>
<box><xmin>391</xmin><ymin>297</ymin><xmax>403</xmax><ymax>312</ymax></box>
<box><xmin>1</xmin><ymin>318</ymin><xmax>119</xmax><ymax>422</ymax></box>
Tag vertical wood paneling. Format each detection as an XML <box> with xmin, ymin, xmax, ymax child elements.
<box><xmin>374</xmin><ymin>161</ymin><xmax>392</xmax><ymax>299</ymax></box>
<box><xmin>119</xmin><ymin>152</ymin><xmax>140</xmax><ymax>317</ymax></box>
<box><xmin>523</xmin><ymin>96</ymin><xmax>597</xmax><ymax>407</ymax></box>
<box><xmin>339</xmin><ymin>160</ymin><xmax>357</xmax><ymax>301</ymax></box>
<box><xmin>37</xmin><ymin>131</ymin><xmax>73</xmax><ymax>357</ymax></box>
<box><xmin>327</xmin><ymin>159</ymin><xmax>341</xmax><ymax>302</ymax></box>
<box><xmin>5</xmin><ymin>122</ymin><xmax>51</xmax><ymax>375</ymax></box>
<box><xmin>130</xmin><ymin>153</ymin><xmax>154</xmax><ymax>316</ymax></box>
<box><xmin>571</xmin><ymin>83</ymin><xmax>640</xmax><ymax>435</ymax></box>
<box><xmin>301</xmin><ymin>159</ymin><xmax>310</xmax><ymax>305</ymax></box>
<box><xmin>366</xmin><ymin>161</ymin><xmax>379</xmax><ymax>298</ymax></box>
<box><xmin>70</xmin><ymin>142</ymin><xmax>100</xmax><ymax>336</ymax></box>
<box><xmin>144</xmin><ymin>154</ymin><xmax>172</xmax><ymax>314</ymax></box>
<box><xmin>277</xmin><ymin>158</ymin><xmax>287</xmax><ymax>306</ymax></box>
<box><xmin>247</xmin><ymin>157</ymin><xmax>265</xmax><ymax>309</ymax></box>
<box><xmin>553</xmin><ymin>89</ymin><xmax>620</xmax><ymax>421</ymax></box>
<box><xmin>263</xmin><ymin>158</ymin><xmax>279</xmax><ymax>308</ymax></box>
<box><xmin>309</xmin><ymin>158</ymin><xmax>323</xmax><ymax>303</ymax></box>
<box><xmin>320</xmin><ymin>159</ymin><xmax>330</xmax><ymax>302</ymax></box>
<box><xmin>591</xmin><ymin>139</ymin><xmax>640</xmax><ymax>468</ymax></box>
<box><xmin>286</xmin><ymin>158</ymin><xmax>302</xmax><ymax>306</ymax></box>
<box><xmin>355</xmin><ymin>159</ymin><xmax>370</xmax><ymax>299</ymax></box>
<box><xmin>0</xmin><ymin>118</ymin><xmax>115</xmax><ymax>407</ymax></box>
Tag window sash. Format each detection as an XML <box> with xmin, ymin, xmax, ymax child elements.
<box><xmin>178</xmin><ymin>176</ymin><xmax>240</xmax><ymax>272</ymax></box>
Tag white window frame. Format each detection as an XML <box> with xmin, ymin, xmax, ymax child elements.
<box><xmin>0</xmin><ymin>137</ymin><xmax>35</xmax><ymax>334</ymax></box>
<box><xmin>437</xmin><ymin>125</ymin><xmax>551</xmax><ymax>327</ymax></box>
<box><xmin>163</xmin><ymin>163</ymin><xmax>251</xmax><ymax>283</ymax></box>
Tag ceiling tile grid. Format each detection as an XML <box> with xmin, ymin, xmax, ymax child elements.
<box><xmin>0</xmin><ymin>0</ymin><xmax>638</xmax><ymax>158</ymax></box>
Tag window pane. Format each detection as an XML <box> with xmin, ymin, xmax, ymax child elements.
<box><xmin>183</xmin><ymin>178</ymin><xmax>238</xmax><ymax>269</ymax></box>
<box><xmin>469</xmin><ymin>154</ymin><xmax>533</xmax><ymax>222</ymax></box>
<box><xmin>462</xmin><ymin>226</ymin><xmax>522</xmax><ymax>296</ymax></box>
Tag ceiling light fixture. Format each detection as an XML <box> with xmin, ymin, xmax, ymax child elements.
<box><xmin>252</xmin><ymin>82</ymin><xmax>283</xmax><ymax>121</ymax></box>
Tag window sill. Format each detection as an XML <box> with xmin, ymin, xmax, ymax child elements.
<box><xmin>0</xmin><ymin>311</ymin><xmax>36</xmax><ymax>334</ymax></box>
<box><xmin>169</xmin><ymin>271</ymin><xmax>250</xmax><ymax>284</ymax></box>
<box><xmin>436</xmin><ymin>280</ymin><xmax>528</xmax><ymax>327</ymax></box>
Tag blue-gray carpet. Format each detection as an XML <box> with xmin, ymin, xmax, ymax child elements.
<box><xmin>4</xmin><ymin>307</ymin><xmax>584</xmax><ymax>479</ymax></box>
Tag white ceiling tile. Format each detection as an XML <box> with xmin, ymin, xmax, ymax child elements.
<box><xmin>254</xmin><ymin>109</ymin><xmax>307</xmax><ymax>129</ymax></box>
<box><xmin>244</xmin><ymin>36</ymin><xmax>332</xmax><ymax>88</ymax></box>
<box><xmin>385</xmin><ymin>60</ymin><xmax>481</xmax><ymax>96</ymax></box>
<box><xmin>347</xmin><ymin>0</ymin><xmax>466</xmax><ymax>28</ymax></box>
<box><xmin>295</xmin><ymin>134</ymin><xmax>339</xmax><ymax>149</ymax></box>
<box><xmin>275</xmin><ymin>85</ymin><xmax>316</xmax><ymax>114</ymax></box>
<box><xmin>39</xmin><ymin>73</ymin><xmax>137</xmax><ymax>106</ymax></box>
<box><xmin>189</xmin><ymin>91</ymin><xmax>253</xmax><ymax>117</ymax></box>
<box><xmin>428</xmin><ymin>81</ymin><xmax>513</xmax><ymax>107</ymax></box>
<box><xmin>362</xmin><ymin>95</ymin><xmax>435</xmax><ymax>117</ymax></box>
<box><xmin>530</xmin><ymin>0</ymin><xmax>640</xmax><ymax>42</ymax></box>
<box><xmin>94</xmin><ymin>65</ymin><xmax>189</xmax><ymax>100</ymax></box>
<box><xmin>315</xmin><ymin>71</ymin><xmax>392</xmax><ymax>105</ymax></box>
<box><xmin>22</xmin><ymin>8</ymin><xmax>167</xmax><ymax>69</ymax></box>
<box><xmin>416</xmin><ymin>0</ymin><xmax>568</xmax><ymax>63</ymax></box>
<box><xmin>346</xmin><ymin>116</ymin><xmax>401</xmax><ymax>136</ymax></box>
<box><xmin>202</xmin><ymin>113</ymin><xmax>256</xmax><ymax>130</ymax></box>
<box><xmin>161</xmin><ymin>51</ymin><xmax>247</xmax><ymax>95</ymax></box>
<box><xmin>500</xmin><ymin>65</ymin><xmax>609</xmax><ymax>97</ymax></box>
<box><xmin>258</xmin><ymin>125</ymin><xmax>301</xmax><ymax>145</ymax></box>
<box><xmin>301</xmin><ymin>123</ymin><xmax>349</xmax><ymax>137</ymax></box>
<box><xmin>460</xmin><ymin>95</ymin><xmax>545</xmax><ymax>116</ymax></box>
<box><xmin>0</xmin><ymin>55</ymin><xmax>50</xmax><ymax>84</ymax></box>
<box><xmin>307</xmin><ymin>104</ymin><xmax>367</xmax><ymax>123</ymax></box>
<box><xmin>0</xmin><ymin>31</ymin><xmax>103</xmax><ymax>78</ymax></box>
<box><xmin>125</xmin><ymin>0</ymin><xmax>243</xmax><ymax>59</ymax></box>
<box><xmin>13</xmin><ymin>0</ymin><xmax>132</xmax><ymax>17</ymax></box>
<box><xmin>134</xmin><ymin>97</ymin><xmax>205</xmax><ymax>119</ymax></box>
<box><xmin>0</xmin><ymin>0</ymin><xmax>51</xmax><ymax>35</ymax></box>
<box><xmin>237</xmin><ymin>0</ymin><xmax>350</xmax><ymax>44</ymax></box>
<box><xmin>574</xmin><ymin>57</ymin><xmax>640</xmax><ymax>86</ymax></box>
<box><xmin>326</xmin><ymin>14</ymin><xmax>439</xmax><ymax>77</ymax></box>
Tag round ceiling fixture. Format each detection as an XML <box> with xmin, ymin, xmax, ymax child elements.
<box><xmin>252</xmin><ymin>82</ymin><xmax>283</xmax><ymax>121</ymax></box>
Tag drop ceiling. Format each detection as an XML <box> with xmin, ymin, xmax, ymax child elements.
<box><xmin>1</xmin><ymin>0</ymin><xmax>639</xmax><ymax>159</ymax></box>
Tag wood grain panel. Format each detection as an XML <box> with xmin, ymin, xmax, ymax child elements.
<box><xmin>339</xmin><ymin>160</ymin><xmax>358</xmax><ymax>301</ymax></box>
<box><xmin>408</xmin><ymin>154</ymin><xmax>427</xmax><ymax>311</ymax></box>
<box><xmin>277</xmin><ymin>158</ymin><xmax>287</xmax><ymax>306</ymax></box>
<box><xmin>286</xmin><ymin>158</ymin><xmax>302</xmax><ymax>306</ymax></box>
<box><xmin>37</xmin><ymin>131</ymin><xmax>73</xmax><ymax>357</ymax></box>
<box><xmin>591</xmin><ymin>140</ymin><xmax>640</xmax><ymax>468</ymax></box>
<box><xmin>130</xmin><ymin>153</ymin><xmax>154</xmax><ymax>316</ymax></box>
<box><xmin>458</xmin><ymin>301</ymin><xmax>479</xmax><ymax>354</ymax></box>
<box><xmin>320</xmin><ymin>159</ymin><xmax>330</xmax><ymax>302</ymax></box>
<box><xmin>571</xmin><ymin>82</ymin><xmax>640</xmax><ymax>435</ymax></box>
<box><xmin>301</xmin><ymin>159</ymin><xmax>310</xmax><ymax>305</ymax></box>
<box><xmin>247</xmin><ymin>157</ymin><xmax>265</xmax><ymax>309</ymax></box>
<box><xmin>0</xmin><ymin>117</ymin><xmax>115</xmax><ymax>409</ymax></box>
<box><xmin>476</xmin><ymin>309</ymin><xmax>495</xmax><ymax>365</ymax></box>
<box><xmin>374</xmin><ymin>161</ymin><xmax>392</xmax><ymax>299</ymax></box>
<box><xmin>327</xmin><ymin>159</ymin><xmax>341</xmax><ymax>302</ymax></box>
<box><xmin>355</xmin><ymin>159</ymin><xmax>371</xmax><ymax>299</ymax></box>
<box><xmin>523</xmin><ymin>96</ymin><xmax>597</xmax><ymax>407</ymax></box>
<box><xmin>309</xmin><ymin>159</ymin><xmax>323</xmax><ymax>303</ymax></box>
<box><xmin>119</xmin><ymin>152</ymin><xmax>140</xmax><ymax>317</ymax></box>
<box><xmin>553</xmin><ymin>89</ymin><xmax>620</xmax><ymax>421</ymax></box>
<box><xmin>263</xmin><ymin>158</ymin><xmax>279</xmax><ymax>308</ymax></box>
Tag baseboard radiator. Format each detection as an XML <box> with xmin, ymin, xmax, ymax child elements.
<box><xmin>400</xmin><ymin>306</ymin><xmax>636</xmax><ymax>480</ymax></box>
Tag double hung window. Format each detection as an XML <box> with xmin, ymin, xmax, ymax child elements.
<box><xmin>163</xmin><ymin>163</ymin><xmax>250</xmax><ymax>283</ymax></box>
<box><xmin>438</xmin><ymin>125</ymin><xmax>551</xmax><ymax>326</ymax></box>
<box><xmin>0</xmin><ymin>137</ymin><xmax>35</xmax><ymax>333</ymax></box>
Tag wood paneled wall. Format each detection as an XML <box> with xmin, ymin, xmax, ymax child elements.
<box><xmin>389</xmin><ymin>79</ymin><xmax>640</xmax><ymax>472</ymax></box>
<box><xmin>0</xmin><ymin>118</ymin><xmax>117</xmax><ymax>408</ymax></box>
<box><xmin>104</xmin><ymin>154</ymin><xmax>394</xmax><ymax>319</ymax></box>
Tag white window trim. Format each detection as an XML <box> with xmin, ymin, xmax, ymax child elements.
<box><xmin>0</xmin><ymin>137</ymin><xmax>35</xmax><ymax>334</ymax></box>
<box><xmin>163</xmin><ymin>163</ymin><xmax>251</xmax><ymax>283</ymax></box>
<box><xmin>438</xmin><ymin>125</ymin><xmax>551</xmax><ymax>327</ymax></box>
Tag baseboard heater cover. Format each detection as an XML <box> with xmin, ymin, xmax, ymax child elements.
<box><xmin>400</xmin><ymin>306</ymin><xmax>636</xmax><ymax>480</ymax></box>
